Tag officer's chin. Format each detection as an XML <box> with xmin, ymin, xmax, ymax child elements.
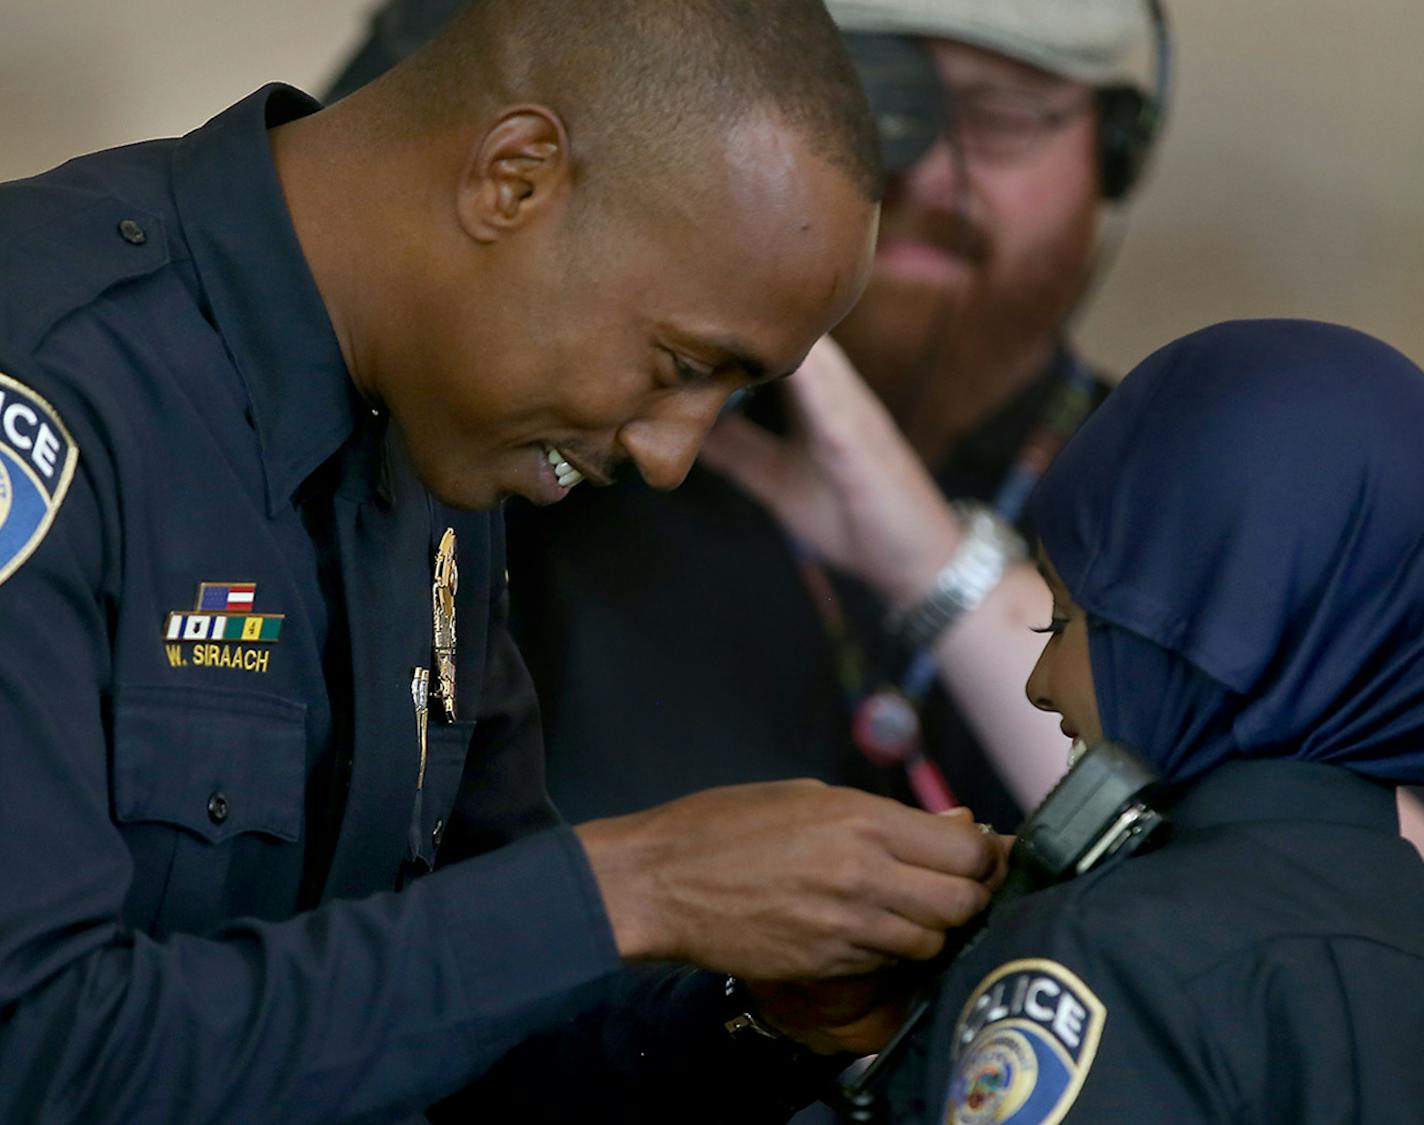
<box><xmin>420</xmin><ymin>470</ymin><xmax>505</xmax><ymax>513</ymax></box>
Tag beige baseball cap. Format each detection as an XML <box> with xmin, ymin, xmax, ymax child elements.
<box><xmin>825</xmin><ymin>0</ymin><xmax>1155</xmax><ymax>89</ymax></box>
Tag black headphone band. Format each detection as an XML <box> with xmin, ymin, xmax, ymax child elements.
<box><xmin>1097</xmin><ymin>0</ymin><xmax>1172</xmax><ymax>202</ymax></box>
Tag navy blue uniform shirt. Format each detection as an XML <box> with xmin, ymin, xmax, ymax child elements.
<box><xmin>885</xmin><ymin>761</ymin><xmax>1424</xmax><ymax>1123</ymax></box>
<box><xmin>0</xmin><ymin>85</ymin><xmax>634</xmax><ymax>1122</ymax></box>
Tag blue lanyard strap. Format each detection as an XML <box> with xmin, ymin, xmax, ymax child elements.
<box><xmin>790</xmin><ymin>355</ymin><xmax>1102</xmax><ymax>805</ymax></box>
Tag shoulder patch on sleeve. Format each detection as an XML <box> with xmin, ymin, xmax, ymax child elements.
<box><xmin>0</xmin><ymin>371</ymin><xmax>78</xmax><ymax>586</ymax></box>
<box><xmin>943</xmin><ymin>958</ymin><xmax>1106</xmax><ymax>1125</ymax></box>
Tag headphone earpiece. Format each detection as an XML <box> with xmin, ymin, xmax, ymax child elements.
<box><xmin>1097</xmin><ymin>0</ymin><xmax>1172</xmax><ymax>203</ymax></box>
<box><xmin>1096</xmin><ymin>85</ymin><xmax>1158</xmax><ymax>202</ymax></box>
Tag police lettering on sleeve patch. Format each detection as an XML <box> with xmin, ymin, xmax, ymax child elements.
<box><xmin>943</xmin><ymin>958</ymin><xmax>1106</xmax><ymax>1125</ymax></box>
<box><xmin>0</xmin><ymin>372</ymin><xmax>78</xmax><ymax>587</ymax></box>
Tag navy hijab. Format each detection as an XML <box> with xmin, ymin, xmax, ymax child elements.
<box><xmin>1027</xmin><ymin>320</ymin><xmax>1424</xmax><ymax>785</ymax></box>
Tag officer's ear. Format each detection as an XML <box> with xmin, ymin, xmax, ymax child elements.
<box><xmin>456</xmin><ymin>106</ymin><xmax>570</xmax><ymax>244</ymax></box>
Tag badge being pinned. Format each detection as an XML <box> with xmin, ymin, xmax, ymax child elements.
<box><xmin>944</xmin><ymin>959</ymin><xmax>1106</xmax><ymax>1125</ymax></box>
<box><xmin>431</xmin><ymin>527</ymin><xmax>458</xmax><ymax>721</ymax></box>
<box><xmin>0</xmin><ymin>372</ymin><xmax>78</xmax><ymax>588</ymax></box>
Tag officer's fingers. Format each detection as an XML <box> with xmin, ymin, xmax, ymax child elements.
<box><xmin>876</xmin><ymin>866</ymin><xmax>995</xmax><ymax>935</ymax></box>
<box><xmin>774</xmin><ymin>878</ymin><xmax>950</xmax><ymax>974</ymax></box>
<box><xmin>987</xmin><ymin>833</ymin><xmax>1016</xmax><ymax>889</ymax></box>
<box><xmin>850</xmin><ymin>906</ymin><xmax>949</xmax><ymax>965</ymax></box>
<box><xmin>878</xmin><ymin>807</ymin><xmax>1003</xmax><ymax>884</ymax></box>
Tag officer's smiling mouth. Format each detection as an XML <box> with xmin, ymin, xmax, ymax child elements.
<box><xmin>542</xmin><ymin>443</ymin><xmax>585</xmax><ymax>490</ymax></box>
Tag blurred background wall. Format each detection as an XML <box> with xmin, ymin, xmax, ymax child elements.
<box><xmin>3</xmin><ymin>0</ymin><xmax>1420</xmax><ymax>369</ymax></box>
<box><xmin>1077</xmin><ymin>0</ymin><xmax>1424</xmax><ymax>372</ymax></box>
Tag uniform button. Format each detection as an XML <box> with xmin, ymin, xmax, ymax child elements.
<box><xmin>207</xmin><ymin>792</ymin><xmax>230</xmax><ymax>825</ymax></box>
<box><xmin>431</xmin><ymin>818</ymin><xmax>445</xmax><ymax>849</ymax></box>
<box><xmin>117</xmin><ymin>218</ymin><xmax>147</xmax><ymax>245</ymax></box>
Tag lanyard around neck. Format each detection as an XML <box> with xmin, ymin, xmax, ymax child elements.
<box><xmin>794</xmin><ymin>356</ymin><xmax>1099</xmax><ymax>811</ymax></box>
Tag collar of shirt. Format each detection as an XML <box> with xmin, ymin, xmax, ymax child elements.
<box><xmin>1169</xmin><ymin>758</ymin><xmax>1399</xmax><ymax>835</ymax></box>
<box><xmin>172</xmin><ymin>83</ymin><xmax>371</xmax><ymax>516</ymax></box>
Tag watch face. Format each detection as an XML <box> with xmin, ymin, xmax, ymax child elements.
<box><xmin>843</xmin><ymin>32</ymin><xmax>946</xmax><ymax>175</ymax></box>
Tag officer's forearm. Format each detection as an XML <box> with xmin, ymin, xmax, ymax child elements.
<box><xmin>0</xmin><ymin>829</ymin><xmax>619</xmax><ymax>1123</ymax></box>
<box><xmin>433</xmin><ymin>963</ymin><xmax>841</xmax><ymax>1124</ymax></box>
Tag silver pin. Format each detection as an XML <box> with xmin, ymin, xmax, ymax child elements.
<box><xmin>411</xmin><ymin>666</ymin><xmax>429</xmax><ymax>790</ymax></box>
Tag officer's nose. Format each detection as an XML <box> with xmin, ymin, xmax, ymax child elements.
<box><xmin>619</xmin><ymin>388</ymin><xmax>729</xmax><ymax>491</ymax></box>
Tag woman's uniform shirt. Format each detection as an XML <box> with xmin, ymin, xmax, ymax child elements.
<box><xmin>888</xmin><ymin>761</ymin><xmax>1424</xmax><ymax>1123</ymax></box>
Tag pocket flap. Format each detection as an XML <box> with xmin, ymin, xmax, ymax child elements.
<box><xmin>112</xmin><ymin>685</ymin><xmax>307</xmax><ymax>845</ymax></box>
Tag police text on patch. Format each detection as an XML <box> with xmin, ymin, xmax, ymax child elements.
<box><xmin>0</xmin><ymin>373</ymin><xmax>79</xmax><ymax>588</ymax></box>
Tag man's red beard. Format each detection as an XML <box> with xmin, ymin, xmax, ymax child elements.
<box><xmin>832</xmin><ymin>205</ymin><xmax>1097</xmax><ymax>466</ymax></box>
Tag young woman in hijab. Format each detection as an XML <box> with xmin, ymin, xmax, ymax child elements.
<box><xmin>893</xmin><ymin>319</ymin><xmax>1424</xmax><ymax>1123</ymax></box>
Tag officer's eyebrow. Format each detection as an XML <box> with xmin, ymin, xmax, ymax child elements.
<box><xmin>733</xmin><ymin>349</ymin><xmax>776</xmax><ymax>384</ymax></box>
<box><xmin>670</xmin><ymin>327</ymin><xmax>785</xmax><ymax>385</ymax></box>
<box><xmin>705</xmin><ymin>336</ymin><xmax>778</xmax><ymax>384</ymax></box>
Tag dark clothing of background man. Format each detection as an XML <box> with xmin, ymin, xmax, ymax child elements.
<box><xmin>507</xmin><ymin>354</ymin><xmax>1107</xmax><ymax>831</ymax></box>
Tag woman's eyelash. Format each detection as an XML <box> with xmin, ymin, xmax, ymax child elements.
<box><xmin>1030</xmin><ymin>617</ymin><xmax>1068</xmax><ymax>636</ymax></box>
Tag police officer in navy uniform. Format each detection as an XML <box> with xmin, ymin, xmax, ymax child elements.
<box><xmin>0</xmin><ymin>2</ymin><xmax>1008</xmax><ymax>1120</ymax></box>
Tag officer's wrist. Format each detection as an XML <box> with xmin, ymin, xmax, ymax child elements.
<box><xmin>723</xmin><ymin>976</ymin><xmax>796</xmax><ymax>1044</ymax></box>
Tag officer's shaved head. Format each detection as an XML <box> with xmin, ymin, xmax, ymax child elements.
<box><xmin>278</xmin><ymin>0</ymin><xmax>880</xmax><ymax>511</ymax></box>
<box><xmin>384</xmin><ymin>0</ymin><xmax>882</xmax><ymax>202</ymax></box>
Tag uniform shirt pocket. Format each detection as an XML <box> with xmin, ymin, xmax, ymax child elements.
<box><xmin>112</xmin><ymin>684</ymin><xmax>307</xmax><ymax>844</ymax></box>
<box><xmin>111</xmin><ymin>684</ymin><xmax>307</xmax><ymax>936</ymax></box>
<box><xmin>407</xmin><ymin>719</ymin><xmax>476</xmax><ymax>871</ymax></box>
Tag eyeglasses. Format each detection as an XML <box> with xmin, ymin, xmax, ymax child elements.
<box><xmin>940</xmin><ymin>84</ymin><xmax>1096</xmax><ymax>163</ymax></box>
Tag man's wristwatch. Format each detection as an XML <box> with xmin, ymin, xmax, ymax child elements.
<box><xmin>718</xmin><ymin>976</ymin><xmax>854</xmax><ymax>1117</ymax></box>
<box><xmin>887</xmin><ymin>501</ymin><xmax>1027</xmax><ymax>649</ymax></box>
<box><xmin>722</xmin><ymin>976</ymin><xmax>787</xmax><ymax>1043</ymax></box>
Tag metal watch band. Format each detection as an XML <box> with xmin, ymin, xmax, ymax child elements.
<box><xmin>888</xmin><ymin>502</ymin><xmax>1027</xmax><ymax>649</ymax></box>
<box><xmin>722</xmin><ymin>975</ymin><xmax>785</xmax><ymax>1042</ymax></box>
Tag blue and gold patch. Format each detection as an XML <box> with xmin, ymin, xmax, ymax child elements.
<box><xmin>944</xmin><ymin>959</ymin><xmax>1106</xmax><ymax>1125</ymax></box>
<box><xmin>0</xmin><ymin>372</ymin><xmax>78</xmax><ymax>587</ymax></box>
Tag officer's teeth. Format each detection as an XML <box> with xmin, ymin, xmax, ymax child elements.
<box><xmin>1068</xmin><ymin>738</ymin><xmax>1088</xmax><ymax>768</ymax></box>
<box><xmin>544</xmin><ymin>446</ymin><xmax>584</xmax><ymax>490</ymax></box>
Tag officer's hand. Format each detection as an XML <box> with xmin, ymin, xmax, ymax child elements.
<box><xmin>744</xmin><ymin>972</ymin><xmax>913</xmax><ymax>1056</ymax></box>
<box><xmin>574</xmin><ymin>781</ymin><xmax>1003</xmax><ymax>980</ymax></box>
